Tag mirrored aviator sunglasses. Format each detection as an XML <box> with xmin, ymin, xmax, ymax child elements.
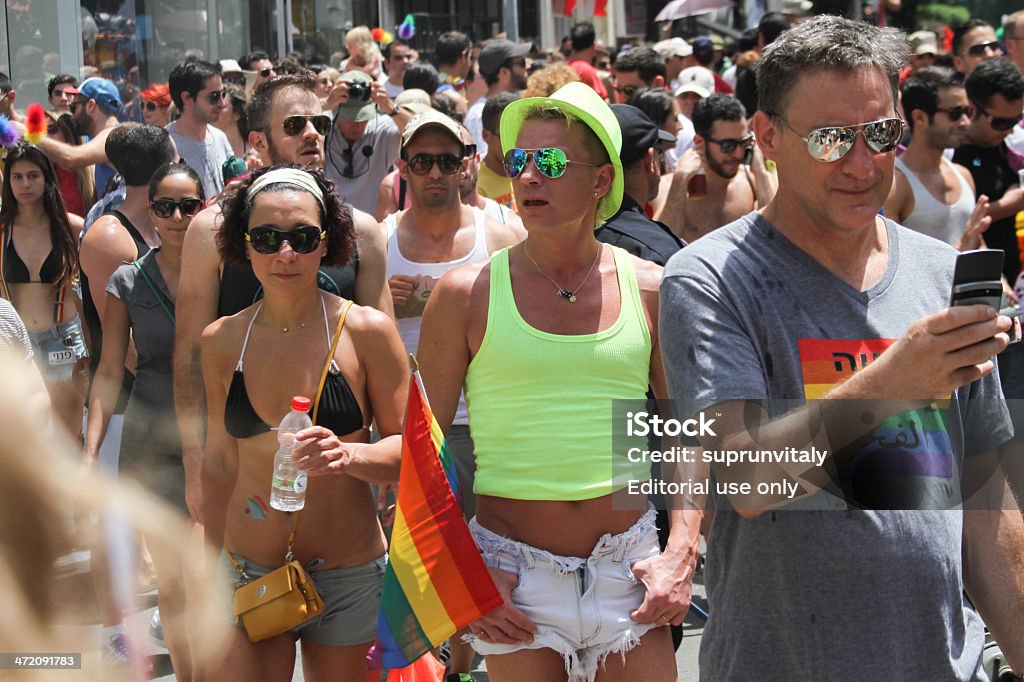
<box><xmin>783</xmin><ymin>117</ymin><xmax>904</xmax><ymax>162</ymax></box>
<box><xmin>150</xmin><ymin>198</ymin><xmax>203</xmax><ymax>218</ymax></box>
<box><xmin>282</xmin><ymin>114</ymin><xmax>332</xmax><ymax>136</ymax></box>
<box><xmin>504</xmin><ymin>147</ymin><xmax>597</xmax><ymax>179</ymax></box>
<box><xmin>245</xmin><ymin>225</ymin><xmax>326</xmax><ymax>254</ymax></box>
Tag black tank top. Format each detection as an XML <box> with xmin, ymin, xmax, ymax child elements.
<box><xmin>81</xmin><ymin>210</ymin><xmax>150</xmax><ymax>411</ymax></box>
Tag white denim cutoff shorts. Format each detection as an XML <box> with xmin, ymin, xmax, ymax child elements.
<box><xmin>466</xmin><ymin>507</ymin><xmax>661</xmax><ymax>682</ymax></box>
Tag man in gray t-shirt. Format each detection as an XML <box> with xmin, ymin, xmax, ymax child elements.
<box><xmin>166</xmin><ymin>57</ymin><xmax>233</xmax><ymax>198</ymax></box>
<box><xmin>660</xmin><ymin>16</ymin><xmax>1024</xmax><ymax>681</ymax></box>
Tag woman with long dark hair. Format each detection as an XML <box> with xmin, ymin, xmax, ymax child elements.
<box><xmin>0</xmin><ymin>141</ymin><xmax>87</xmax><ymax>438</ymax></box>
<box><xmin>45</xmin><ymin>110</ymin><xmax>97</xmax><ymax>219</ymax></box>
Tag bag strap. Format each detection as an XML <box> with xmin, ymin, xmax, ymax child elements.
<box><xmin>132</xmin><ymin>260</ymin><xmax>175</xmax><ymax>325</ymax></box>
<box><xmin>0</xmin><ymin>227</ymin><xmax>12</xmax><ymax>301</ymax></box>
<box><xmin>225</xmin><ymin>298</ymin><xmax>354</xmax><ymax>574</ymax></box>
<box><xmin>313</xmin><ymin>299</ymin><xmax>353</xmax><ymax>423</ymax></box>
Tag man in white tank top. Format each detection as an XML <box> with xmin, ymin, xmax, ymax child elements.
<box><xmin>384</xmin><ymin>107</ymin><xmax>520</xmax><ymax>676</ymax></box>
<box><xmin>885</xmin><ymin>66</ymin><xmax>990</xmax><ymax>248</ymax></box>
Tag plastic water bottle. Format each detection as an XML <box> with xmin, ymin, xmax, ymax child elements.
<box><xmin>269</xmin><ymin>396</ymin><xmax>313</xmax><ymax>512</ymax></box>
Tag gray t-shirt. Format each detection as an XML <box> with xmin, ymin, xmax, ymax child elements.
<box><xmin>165</xmin><ymin>121</ymin><xmax>233</xmax><ymax>199</ymax></box>
<box><xmin>324</xmin><ymin>114</ymin><xmax>400</xmax><ymax>215</ymax></box>
<box><xmin>660</xmin><ymin>212</ymin><xmax>1012</xmax><ymax>681</ymax></box>
<box><xmin>0</xmin><ymin>298</ymin><xmax>32</xmax><ymax>361</ymax></box>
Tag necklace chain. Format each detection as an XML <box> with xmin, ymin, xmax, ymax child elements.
<box><xmin>523</xmin><ymin>244</ymin><xmax>602</xmax><ymax>303</ymax></box>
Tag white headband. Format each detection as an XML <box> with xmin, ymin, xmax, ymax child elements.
<box><xmin>245</xmin><ymin>167</ymin><xmax>326</xmax><ymax>212</ymax></box>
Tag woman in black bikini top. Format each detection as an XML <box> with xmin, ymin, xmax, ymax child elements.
<box><xmin>0</xmin><ymin>141</ymin><xmax>87</xmax><ymax>439</ymax></box>
<box><xmin>199</xmin><ymin>166</ymin><xmax>407</xmax><ymax>681</ymax></box>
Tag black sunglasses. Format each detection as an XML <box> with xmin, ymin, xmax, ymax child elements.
<box><xmin>144</xmin><ymin>101</ymin><xmax>165</xmax><ymax>111</ymax></box>
<box><xmin>976</xmin><ymin>105</ymin><xmax>1022</xmax><ymax>132</ymax></box>
<box><xmin>202</xmin><ymin>89</ymin><xmax>227</xmax><ymax>104</ymax></box>
<box><xmin>934</xmin><ymin>105</ymin><xmax>973</xmax><ymax>121</ymax></box>
<box><xmin>245</xmin><ymin>225</ymin><xmax>326</xmax><ymax>254</ymax></box>
<box><xmin>707</xmin><ymin>134</ymin><xmax>754</xmax><ymax>154</ymax></box>
<box><xmin>965</xmin><ymin>40</ymin><xmax>1002</xmax><ymax>57</ymax></box>
<box><xmin>151</xmin><ymin>198</ymin><xmax>204</xmax><ymax>218</ymax></box>
<box><xmin>405</xmin><ymin>152</ymin><xmax>463</xmax><ymax>176</ymax></box>
<box><xmin>259</xmin><ymin>68</ymin><xmax>274</xmax><ymax>78</ymax></box>
<box><xmin>281</xmin><ymin>114</ymin><xmax>332</xmax><ymax>136</ymax></box>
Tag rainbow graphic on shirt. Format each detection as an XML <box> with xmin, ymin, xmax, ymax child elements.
<box><xmin>798</xmin><ymin>338</ymin><xmax>953</xmax><ymax>481</ymax></box>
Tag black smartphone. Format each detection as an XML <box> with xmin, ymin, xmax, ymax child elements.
<box><xmin>950</xmin><ymin>249</ymin><xmax>1004</xmax><ymax>311</ymax></box>
<box><xmin>743</xmin><ymin>145</ymin><xmax>754</xmax><ymax>166</ymax></box>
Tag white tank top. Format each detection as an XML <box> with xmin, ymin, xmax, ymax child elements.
<box><xmin>385</xmin><ymin>207</ymin><xmax>490</xmax><ymax>425</ymax></box>
<box><xmin>894</xmin><ymin>156</ymin><xmax>975</xmax><ymax>246</ymax></box>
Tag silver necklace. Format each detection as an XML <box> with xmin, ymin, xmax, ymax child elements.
<box><xmin>523</xmin><ymin>244</ymin><xmax>602</xmax><ymax>303</ymax></box>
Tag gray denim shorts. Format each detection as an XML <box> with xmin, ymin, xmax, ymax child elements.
<box><xmin>221</xmin><ymin>552</ymin><xmax>385</xmax><ymax>646</ymax></box>
<box><xmin>28</xmin><ymin>316</ymin><xmax>87</xmax><ymax>382</ymax></box>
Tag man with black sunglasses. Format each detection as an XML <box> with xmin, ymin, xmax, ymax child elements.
<box><xmin>466</xmin><ymin>39</ymin><xmax>531</xmax><ymax>158</ymax></box>
<box><xmin>384</xmin><ymin>109</ymin><xmax>519</xmax><ymax>677</ymax></box>
<box><xmin>669</xmin><ymin>93</ymin><xmax>774</xmax><ymax>243</ymax></box>
<box><xmin>952</xmin><ymin>19</ymin><xmax>1003</xmax><ymax>77</ymax></box>
<box><xmin>886</xmin><ymin>66</ymin><xmax>990</xmax><ymax>249</ymax></box>
<box><xmin>166</xmin><ymin>57</ymin><xmax>234</xmax><ymax>199</ymax></box>
<box><xmin>953</xmin><ymin>58</ymin><xmax>1024</xmax><ymax>286</ymax></box>
<box><xmin>662</xmin><ymin>16</ymin><xmax>1024</xmax><ymax>680</ymax></box>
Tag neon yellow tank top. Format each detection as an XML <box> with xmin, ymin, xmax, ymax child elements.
<box><xmin>465</xmin><ymin>245</ymin><xmax>653</xmax><ymax>501</ymax></box>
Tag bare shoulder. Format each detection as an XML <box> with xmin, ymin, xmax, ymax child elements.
<box><xmin>68</xmin><ymin>213</ymin><xmax>85</xmax><ymax>233</ymax></box>
<box><xmin>351</xmin><ymin>206</ymin><xmax>380</xmax><ymax>235</ymax></box>
<box><xmin>82</xmin><ymin>214</ymin><xmax>131</xmax><ymax>253</ymax></box>
<box><xmin>343</xmin><ymin>300</ymin><xmax>396</xmax><ymax>337</ymax></box>
<box><xmin>438</xmin><ymin>256</ymin><xmax>493</xmax><ymax>298</ymax></box>
<box><xmin>186</xmin><ymin>203</ymin><xmax>224</xmax><ymax>242</ymax></box>
<box><xmin>200</xmin><ymin>307</ymin><xmax>251</xmax><ymax>354</ymax></box>
<box><xmin>482</xmin><ymin>214</ymin><xmax>521</xmax><ymax>250</ymax></box>
<box><xmin>622</xmin><ymin>250</ymin><xmax>664</xmax><ymax>293</ymax></box>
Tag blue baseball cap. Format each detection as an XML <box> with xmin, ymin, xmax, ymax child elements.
<box><xmin>67</xmin><ymin>77</ymin><xmax>122</xmax><ymax>112</ymax></box>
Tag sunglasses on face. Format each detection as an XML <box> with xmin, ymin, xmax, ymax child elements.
<box><xmin>144</xmin><ymin>101</ymin><xmax>167</xmax><ymax>111</ymax></box>
<box><xmin>245</xmin><ymin>225</ymin><xmax>326</xmax><ymax>254</ymax></box>
<box><xmin>976</xmin><ymin>105</ymin><xmax>1022</xmax><ymax>132</ymax></box>
<box><xmin>281</xmin><ymin>114</ymin><xmax>332</xmax><ymax>136</ymax></box>
<box><xmin>503</xmin><ymin>147</ymin><xmax>599</xmax><ymax>179</ymax></box>
<box><xmin>209</xmin><ymin>89</ymin><xmax>228</xmax><ymax>104</ymax></box>
<box><xmin>707</xmin><ymin>134</ymin><xmax>754</xmax><ymax>154</ymax></box>
<box><xmin>618</xmin><ymin>85</ymin><xmax>639</xmax><ymax>99</ymax></box>
<box><xmin>259</xmin><ymin>68</ymin><xmax>274</xmax><ymax>78</ymax></box>
<box><xmin>224</xmin><ymin>74</ymin><xmax>246</xmax><ymax>87</ymax></box>
<box><xmin>151</xmin><ymin>198</ymin><xmax>204</xmax><ymax>218</ymax></box>
<box><xmin>965</xmin><ymin>40</ymin><xmax>1002</xmax><ymax>57</ymax></box>
<box><xmin>405</xmin><ymin>152</ymin><xmax>463</xmax><ymax>176</ymax></box>
<box><xmin>934</xmin><ymin>105</ymin><xmax>973</xmax><ymax>121</ymax></box>
<box><xmin>774</xmin><ymin>116</ymin><xmax>904</xmax><ymax>162</ymax></box>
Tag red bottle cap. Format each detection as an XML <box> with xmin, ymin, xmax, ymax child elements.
<box><xmin>291</xmin><ymin>396</ymin><xmax>312</xmax><ymax>412</ymax></box>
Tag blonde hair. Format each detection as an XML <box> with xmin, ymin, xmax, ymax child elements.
<box><xmin>0</xmin><ymin>353</ymin><xmax>229</xmax><ymax>680</ymax></box>
<box><xmin>345</xmin><ymin>26</ymin><xmax>383</xmax><ymax>75</ymax></box>
<box><xmin>523</xmin><ymin>64</ymin><xmax>581</xmax><ymax>98</ymax></box>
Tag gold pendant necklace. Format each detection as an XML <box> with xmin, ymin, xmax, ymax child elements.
<box><xmin>523</xmin><ymin>244</ymin><xmax>602</xmax><ymax>303</ymax></box>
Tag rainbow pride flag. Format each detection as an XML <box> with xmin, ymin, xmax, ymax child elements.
<box><xmin>375</xmin><ymin>365</ymin><xmax>501</xmax><ymax>670</ymax></box>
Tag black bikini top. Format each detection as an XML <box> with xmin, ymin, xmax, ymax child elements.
<box><xmin>224</xmin><ymin>298</ymin><xmax>366</xmax><ymax>440</ymax></box>
<box><xmin>1</xmin><ymin>228</ymin><xmax>62</xmax><ymax>284</ymax></box>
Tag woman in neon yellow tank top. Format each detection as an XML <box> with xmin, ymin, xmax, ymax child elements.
<box><xmin>417</xmin><ymin>83</ymin><xmax>700</xmax><ymax>682</ymax></box>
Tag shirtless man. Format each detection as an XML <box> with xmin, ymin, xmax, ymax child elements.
<box><xmin>662</xmin><ymin>94</ymin><xmax>775</xmax><ymax>242</ymax></box>
<box><xmin>173</xmin><ymin>73</ymin><xmax>391</xmax><ymax>521</ymax></box>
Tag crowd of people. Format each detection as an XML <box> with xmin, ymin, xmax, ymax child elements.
<box><xmin>1</xmin><ymin>8</ymin><xmax>1023</xmax><ymax>682</ymax></box>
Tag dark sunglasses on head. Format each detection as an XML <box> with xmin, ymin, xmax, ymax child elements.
<box><xmin>281</xmin><ymin>114</ymin><xmax>332</xmax><ymax>136</ymax></box>
<box><xmin>405</xmin><ymin>152</ymin><xmax>463</xmax><ymax>176</ymax></box>
<box><xmin>934</xmin><ymin>105</ymin><xmax>973</xmax><ymax>121</ymax></box>
<box><xmin>503</xmin><ymin>147</ymin><xmax>598</xmax><ymax>179</ymax></box>
<box><xmin>965</xmin><ymin>40</ymin><xmax>1002</xmax><ymax>57</ymax></box>
<box><xmin>151</xmin><ymin>198</ymin><xmax>204</xmax><ymax>218</ymax></box>
<box><xmin>976</xmin><ymin>105</ymin><xmax>1022</xmax><ymax>132</ymax></box>
<box><xmin>246</xmin><ymin>225</ymin><xmax>326</xmax><ymax>254</ymax></box>
<box><xmin>773</xmin><ymin>116</ymin><xmax>904</xmax><ymax>163</ymax></box>
<box><xmin>707</xmin><ymin>134</ymin><xmax>754</xmax><ymax>154</ymax></box>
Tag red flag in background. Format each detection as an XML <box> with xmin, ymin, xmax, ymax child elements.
<box><xmin>595</xmin><ymin>0</ymin><xmax>607</xmax><ymax>16</ymax></box>
<box><xmin>563</xmin><ymin>0</ymin><xmax>577</xmax><ymax>16</ymax></box>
